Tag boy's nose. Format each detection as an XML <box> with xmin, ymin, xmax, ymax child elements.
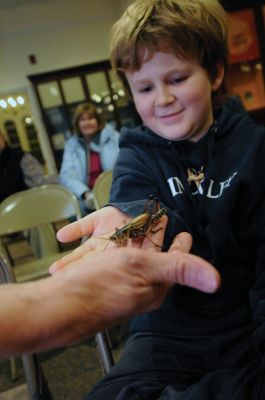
<box><xmin>156</xmin><ymin>87</ymin><xmax>175</xmax><ymax>106</ymax></box>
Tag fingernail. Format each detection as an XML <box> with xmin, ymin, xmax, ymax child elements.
<box><xmin>198</xmin><ymin>270</ymin><xmax>219</xmax><ymax>293</ymax></box>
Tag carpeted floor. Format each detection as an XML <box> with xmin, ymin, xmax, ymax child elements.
<box><xmin>0</xmin><ymin>336</ymin><xmax>124</xmax><ymax>400</ymax></box>
<box><xmin>0</xmin><ymin>383</ymin><xmax>29</xmax><ymax>399</ymax></box>
<box><xmin>0</xmin><ymin>339</ymin><xmax>102</xmax><ymax>399</ymax></box>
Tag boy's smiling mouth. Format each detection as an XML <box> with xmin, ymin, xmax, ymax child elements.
<box><xmin>157</xmin><ymin>110</ymin><xmax>184</xmax><ymax>120</ymax></box>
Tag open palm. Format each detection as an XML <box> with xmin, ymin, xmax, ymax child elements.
<box><xmin>49</xmin><ymin>206</ymin><xmax>167</xmax><ymax>273</ymax></box>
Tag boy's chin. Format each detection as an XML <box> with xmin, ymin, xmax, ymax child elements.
<box><xmin>152</xmin><ymin>128</ymin><xmax>189</xmax><ymax>142</ymax></box>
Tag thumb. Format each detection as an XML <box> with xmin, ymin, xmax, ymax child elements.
<box><xmin>153</xmin><ymin>251</ymin><xmax>220</xmax><ymax>293</ymax></box>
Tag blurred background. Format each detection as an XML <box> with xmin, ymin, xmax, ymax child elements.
<box><xmin>0</xmin><ymin>0</ymin><xmax>265</xmax><ymax>173</ymax></box>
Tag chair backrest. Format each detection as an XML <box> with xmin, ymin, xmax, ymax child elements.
<box><xmin>0</xmin><ymin>184</ymin><xmax>82</xmax><ymax>235</ymax></box>
<box><xmin>93</xmin><ymin>170</ymin><xmax>113</xmax><ymax>210</ymax></box>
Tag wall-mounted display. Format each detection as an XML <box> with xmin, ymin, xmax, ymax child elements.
<box><xmin>227</xmin><ymin>9</ymin><xmax>260</xmax><ymax>64</ymax></box>
<box><xmin>225</xmin><ymin>7</ymin><xmax>265</xmax><ymax>115</ymax></box>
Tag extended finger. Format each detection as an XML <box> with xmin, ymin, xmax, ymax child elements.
<box><xmin>57</xmin><ymin>214</ymin><xmax>95</xmax><ymax>243</ymax></box>
<box><xmin>169</xmin><ymin>232</ymin><xmax>193</xmax><ymax>254</ymax></box>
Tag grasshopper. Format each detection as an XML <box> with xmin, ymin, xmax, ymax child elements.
<box><xmin>108</xmin><ymin>195</ymin><xmax>167</xmax><ymax>247</ymax></box>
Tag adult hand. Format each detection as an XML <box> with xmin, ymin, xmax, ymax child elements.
<box><xmin>51</xmin><ymin>215</ymin><xmax>220</xmax><ymax>321</ymax></box>
<box><xmin>0</xmin><ymin>223</ymin><xmax>220</xmax><ymax>357</ymax></box>
<box><xmin>51</xmin><ymin>227</ymin><xmax>220</xmax><ymax>342</ymax></box>
<box><xmin>50</xmin><ymin>206</ymin><xmax>148</xmax><ymax>273</ymax></box>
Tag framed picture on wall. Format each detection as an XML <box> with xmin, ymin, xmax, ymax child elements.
<box><xmin>227</xmin><ymin>9</ymin><xmax>260</xmax><ymax>64</ymax></box>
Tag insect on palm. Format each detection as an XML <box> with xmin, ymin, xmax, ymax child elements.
<box><xmin>94</xmin><ymin>195</ymin><xmax>167</xmax><ymax>249</ymax></box>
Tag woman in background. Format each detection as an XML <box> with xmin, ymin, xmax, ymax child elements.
<box><xmin>60</xmin><ymin>103</ymin><xmax>120</xmax><ymax>215</ymax></box>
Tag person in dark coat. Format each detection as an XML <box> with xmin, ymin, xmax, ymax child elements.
<box><xmin>0</xmin><ymin>131</ymin><xmax>56</xmax><ymax>202</ymax></box>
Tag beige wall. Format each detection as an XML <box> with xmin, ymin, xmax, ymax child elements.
<box><xmin>0</xmin><ymin>0</ymin><xmax>133</xmax><ymax>173</ymax></box>
<box><xmin>0</xmin><ymin>0</ymin><xmax>132</xmax><ymax>92</ymax></box>
<box><xmin>113</xmin><ymin>0</ymin><xmax>133</xmax><ymax>15</ymax></box>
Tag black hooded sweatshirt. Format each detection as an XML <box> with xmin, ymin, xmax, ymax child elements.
<box><xmin>109</xmin><ymin>105</ymin><xmax>265</xmax><ymax>369</ymax></box>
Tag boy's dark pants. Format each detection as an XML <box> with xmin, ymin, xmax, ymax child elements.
<box><xmin>85</xmin><ymin>332</ymin><xmax>265</xmax><ymax>400</ymax></box>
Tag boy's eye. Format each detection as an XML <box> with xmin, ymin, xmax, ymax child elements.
<box><xmin>170</xmin><ymin>76</ymin><xmax>187</xmax><ymax>84</ymax></box>
<box><xmin>139</xmin><ymin>86</ymin><xmax>152</xmax><ymax>93</ymax></box>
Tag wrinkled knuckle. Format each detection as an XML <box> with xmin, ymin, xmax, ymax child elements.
<box><xmin>126</xmin><ymin>250</ymin><xmax>143</xmax><ymax>268</ymax></box>
<box><xmin>118</xmin><ymin>248</ymin><xmax>140</xmax><ymax>266</ymax></box>
<box><xmin>175</xmin><ymin>255</ymin><xmax>186</xmax><ymax>285</ymax></box>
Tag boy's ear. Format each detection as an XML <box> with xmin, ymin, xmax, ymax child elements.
<box><xmin>211</xmin><ymin>64</ymin><xmax>225</xmax><ymax>92</ymax></box>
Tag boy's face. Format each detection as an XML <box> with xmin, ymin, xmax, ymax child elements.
<box><xmin>125</xmin><ymin>52</ymin><xmax>223</xmax><ymax>142</ymax></box>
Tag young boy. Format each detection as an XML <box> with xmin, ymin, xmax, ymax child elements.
<box><xmin>53</xmin><ymin>0</ymin><xmax>265</xmax><ymax>398</ymax></box>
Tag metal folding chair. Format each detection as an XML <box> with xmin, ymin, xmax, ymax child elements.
<box><xmin>93</xmin><ymin>171</ymin><xmax>115</xmax><ymax>374</ymax></box>
<box><xmin>0</xmin><ymin>184</ymin><xmax>82</xmax><ymax>283</ymax></box>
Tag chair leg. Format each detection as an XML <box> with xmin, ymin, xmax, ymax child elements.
<box><xmin>95</xmin><ymin>331</ymin><xmax>114</xmax><ymax>375</ymax></box>
<box><xmin>9</xmin><ymin>357</ymin><xmax>18</xmax><ymax>381</ymax></box>
<box><xmin>22</xmin><ymin>354</ymin><xmax>53</xmax><ymax>400</ymax></box>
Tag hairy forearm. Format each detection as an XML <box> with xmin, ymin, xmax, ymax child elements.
<box><xmin>0</xmin><ymin>245</ymin><xmax>219</xmax><ymax>357</ymax></box>
<box><xmin>0</xmin><ymin>275</ymin><xmax>108</xmax><ymax>357</ymax></box>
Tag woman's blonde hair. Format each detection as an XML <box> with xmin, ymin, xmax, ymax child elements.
<box><xmin>73</xmin><ymin>103</ymin><xmax>105</xmax><ymax>136</ymax></box>
<box><xmin>110</xmin><ymin>0</ymin><xmax>228</xmax><ymax>88</ymax></box>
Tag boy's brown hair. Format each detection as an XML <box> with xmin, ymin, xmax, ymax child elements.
<box><xmin>73</xmin><ymin>103</ymin><xmax>105</xmax><ymax>136</ymax></box>
<box><xmin>110</xmin><ymin>0</ymin><xmax>228</xmax><ymax>88</ymax></box>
